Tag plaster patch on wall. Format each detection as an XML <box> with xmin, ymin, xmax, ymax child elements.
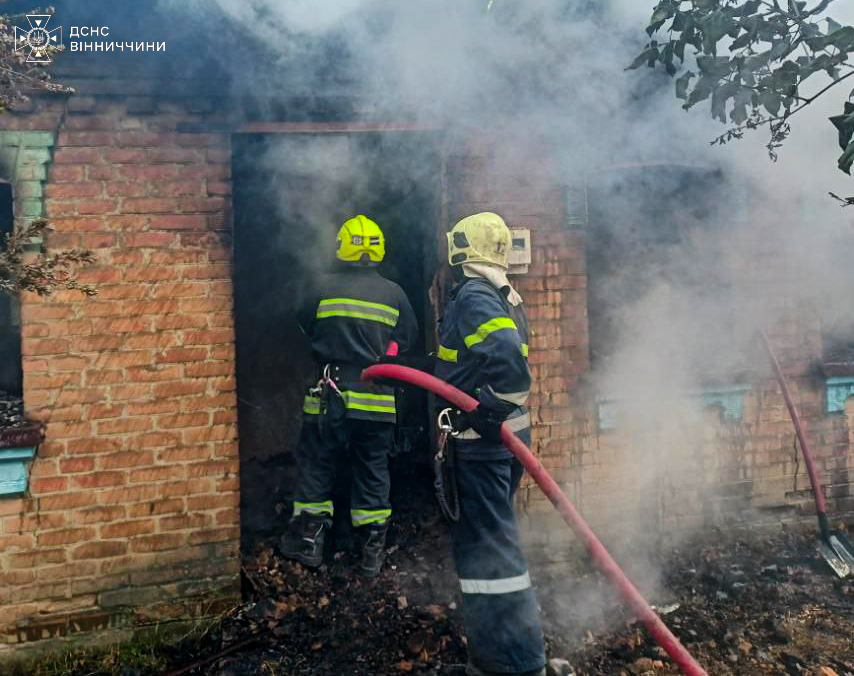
<box><xmin>826</xmin><ymin>376</ymin><xmax>854</xmax><ymax>414</ymax></box>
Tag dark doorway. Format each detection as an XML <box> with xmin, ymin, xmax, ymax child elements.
<box><xmin>232</xmin><ymin>132</ymin><xmax>441</xmax><ymax>547</ymax></box>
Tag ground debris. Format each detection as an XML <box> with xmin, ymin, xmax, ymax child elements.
<box><xmin>71</xmin><ymin>479</ymin><xmax>854</xmax><ymax>675</ymax></box>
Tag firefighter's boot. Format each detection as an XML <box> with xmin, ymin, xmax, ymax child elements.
<box><xmin>280</xmin><ymin>513</ymin><xmax>329</xmax><ymax>568</ymax></box>
<box><xmin>465</xmin><ymin>663</ymin><xmax>546</xmax><ymax>676</ymax></box>
<box><xmin>359</xmin><ymin>523</ymin><xmax>388</xmax><ymax>577</ymax></box>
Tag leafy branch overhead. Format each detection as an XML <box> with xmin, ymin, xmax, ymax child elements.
<box><xmin>630</xmin><ymin>0</ymin><xmax>854</xmax><ymax>180</ymax></box>
<box><xmin>0</xmin><ymin>219</ymin><xmax>96</xmax><ymax>297</ymax></box>
<box><xmin>0</xmin><ymin>7</ymin><xmax>73</xmax><ymax>112</ymax></box>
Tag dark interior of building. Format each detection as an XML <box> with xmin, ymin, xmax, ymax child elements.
<box><xmin>0</xmin><ymin>182</ymin><xmax>22</xmax><ymax>396</ymax></box>
<box><xmin>232</xmin><ymin>132</ymin><xmax>441</xmax><ymax>547</ymax></box>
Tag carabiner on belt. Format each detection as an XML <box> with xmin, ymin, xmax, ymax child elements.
<box><xmin>436</xmin><ymin>407</ymin><xmax>459</xmax><ymax>463</ymax></box>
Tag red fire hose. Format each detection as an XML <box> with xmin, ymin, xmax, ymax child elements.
<box><xmin>362</xmin><ymin>364</ymin><xmax>708</xmax><ymax>676</ymax></box>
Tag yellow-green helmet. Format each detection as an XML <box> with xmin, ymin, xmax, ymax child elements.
<box><xmin>447</xmin><ymin>212</ymin><xmax>511</xmax><ymax>269</ymax></box>
<box><xmin>336</xmin><ymin>215</ymin><xmax>385</xmax><ymax>264</ymax></box>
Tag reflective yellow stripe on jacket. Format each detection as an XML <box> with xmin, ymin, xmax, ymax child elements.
<box><xmin>316</xmin><ymin>298</ymin><xmax>400</xmax><ymax>327</ymax></box>
<box><xmin>342</xmin><ymin>391</ymin><xmax>396</xmax><ymax>414</ymax></box>
<box><xmin>464</xmin><ymin>317</ymin><xmax>518</xmax><ymax>348</ymax></box>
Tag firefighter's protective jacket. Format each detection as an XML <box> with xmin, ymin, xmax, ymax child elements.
<box><xmin>435</xmin><ymin>277</ymin><xmax>531</xmax><ymax>457</ymax></box>
<box><xmin>299</xmin><ymin>266</ymin><xmax>418</xmax><ymax>423</ymax></box>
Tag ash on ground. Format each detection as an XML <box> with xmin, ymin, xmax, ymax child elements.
<box><xmin>151</xmin><ymin>473</ymin><xmax>854</xmax><ymax>676</ymax></box>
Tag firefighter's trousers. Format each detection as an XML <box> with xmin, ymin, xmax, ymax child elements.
<box><xmin>450</xmin><ymin>434</ymin><xmax>546</xmax><ymax>674</ymax></box>
<box><xmin>293</xmin><ymin>392</ymin><xmax>394</xmax><ymax>528</ymax></box>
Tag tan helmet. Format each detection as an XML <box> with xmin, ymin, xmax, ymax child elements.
<box><xmin>447</xmin><ymin>212</ymin><xmax>511</xmax><ymax>269</ymax></box>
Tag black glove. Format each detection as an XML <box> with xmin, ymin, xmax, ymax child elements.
<box><xmin>457</xmin><ymin>405</ymin><xmax>505</xmax><ymax>443</ymax></box>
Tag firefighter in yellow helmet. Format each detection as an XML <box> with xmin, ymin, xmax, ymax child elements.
<box><xmin>281</xmin><ymin>215</ymin><xmax>417</xmax><ymax>576</ymax></box>
<box><xmin>435</xmin><ymin>213</ymin><xmax>546</xmax><ymax>675</ymax></box>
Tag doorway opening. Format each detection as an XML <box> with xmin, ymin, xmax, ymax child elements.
<box><xmin>232</xmin><ymin>131</ymin><xmax>442</xmax><ymax>547</ymax></box>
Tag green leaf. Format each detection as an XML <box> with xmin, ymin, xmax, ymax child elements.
<box><xmin>838</xmin><ymin>138</ymin><xmax>854</xmax><ymax>174</ymax></box>
<box><xmin>760</xmin><ymin>90</ymin><xmax>781</xmax><ymax>116</ymax></box>
<box><xmin>827</xmin><ymin>18</ymin><xmax>842</xmax><ymax>33</ymax></box>
<box><xmin>627</xmin><ymin>46</ymin><xmax>660</xmax><ymax>70</ymax></box>
<box><xmin>675</xmin><ymin>70</ymin><xmax>695</xmax><ymax>100</ymax></box>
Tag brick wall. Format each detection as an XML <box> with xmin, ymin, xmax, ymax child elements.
<box><xmin>0</xmin><ymin>96</ymin><xmax>240</xmax><ymax>654</ymax></box>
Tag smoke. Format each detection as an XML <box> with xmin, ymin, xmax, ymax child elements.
<box><xmin>157</xmin><ymin>0</ymin><xmax>854</xmax><ymax>631</ymax></box>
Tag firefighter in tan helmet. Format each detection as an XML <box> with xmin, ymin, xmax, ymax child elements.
<box><xmin>436</xmin><ymin>213</ymin><xmax>546</xmax><ymax>676</ymax></box>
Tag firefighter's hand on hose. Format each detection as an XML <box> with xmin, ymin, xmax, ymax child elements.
<box><xmin>457</xmin><ymin>405</ymin><xmax>505</xmax><ymax>443</ymax></box>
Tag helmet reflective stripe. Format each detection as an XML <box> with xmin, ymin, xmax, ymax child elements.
<box><xmin>447</xmin><ymin>212</ymin><xmax>511</xmax><ymax>269</ymax></box>
<box><xmin>336</xmin><ymin>215</ymin><xmax>386</xmax><ymax>263</ymax></box>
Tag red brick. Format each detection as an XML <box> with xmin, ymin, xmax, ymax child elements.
<box><xmin>125</xmin><ymin>232</ymin><xmax>178</xmax><ymax>248</ymax></box>
<box><xmin>76</xmin><ymin>335</ymin><xmax>123</xmax><ymax>352</ymax></box>
<box><xmin>115</xmin><ymin>132</ymin><xmax>173</xmax><ymax>147</ymax></box>
<box><xmin>37</xmin><ymin>527</ymin><xmax>96</xmax><ymax>547</ymax></box>
<box><xmin>159</xmin><ymin>478</ymin><xmax>213</xmax><ymax>497</ymax></box>
<box><xmin>22</xmin><ymin>338</ymin><xmax>70</xmax><ymax>356</ymax></box>
<box><xmin>50</xmin><ymin>165</ymin><xmax>86</xmax><ymax>182</ymax></box>
<box><xmin>117</xmin><ymin>165</ymin><xmax>180</xmax><ymax>182</ymax></box>
<box><xmin>106</xmin><ymin>182</ymin><xmax>148</xmax><ymax>198</ymax></box>
<box><xmin>188</xmin><ymin>526</ymin><xmax>239</xmax><ymax>546</ymax></box>
<box><xmin>8</xmin><ymin>549</ymin><xmax>67</xmax><ymax>568</ymax></box>
<box><xmin>66</xmin><ymin>437</ymin><xmax>124</xmax><ymax>456</ymax></box>
<box><xmin>95</xmin><ymin>417</ymin><xmax>152</xmax><ymax>435</ymax></box>
<box><xmin>157</xmin><ymin>412</ymin><xmax>209</xmax><ymax>429</ymax></box>
<box><xmin>87</xmin><ymin>165</ymin><xmax>114</xmax><ymax>181</ymax></box>
<box><xmin>101</xmin><ymin>520</ymin><xmax>155</xmax><ymax>539</ymax></box>
<box><xmin>72</xmin><ymin>541</ymin><xmax>128</xmax><ymax>560</ymax></box>
<box><xmin>54</xmin><ymin>148</ymin><xmax>102</xmax><ymax>164</ymax></box>
<box><xmin>126</xmin><ymin>399</ymin><xmax>177</xmax><ymax>416</ymax></box>
<box><xmin>186</xmin><ymin>460</ymin><xmax>238</xmax><ymax>478</ymax></box>
<box><xmin>60</xmin><ymin>457</ymin><xmax>96</xmax><ymax>473</ymax></box>
<box><xmin>96</xmin><ymin>351</ymin><xmax>156</xmax><ymax>369</ymax></box>
<box><xmin>149</xmin><ymin>148</ymin><xmax>205</xmax><ymax>163</ymax></box>
<box><xmin>71</xmin><ymin>506</ymin><xmax>127</xmax><ymax>526</ymax></box>
<box><xmin>122</xmin><ymin>266</ymin><xmax>182</xmax><ymax>283</ymax></box>
<box><xmin>125</xmin><ymin>364</ymin><xmax>183</xmax><ymax>382</ymax></box>
<box><xmin>123</xmin><ymin>198</ymin><xmax>180</xmax><ymax>214</ymax></box>
<box><xmin>78</xmin><ymin>199</ymin><xmax>118</xmax><ymax>215</ymax></box>
<box><xmin>122</xmin><ymin>300</ymin><xmax>181</xmax><ymax>316</ymax></box>
<box><xmin>157</xmin><ymin>348</ymin><xmax>208</xmax><ymax>364</ymax></box>
<box><xmin>157</xmin><ymin>446</ymin><xmax>212</xmax><ymax>464</ymax></box>
<box><xmin>184</xmin><ymin>362</ymin><xmax>233</xmax><ymax>378</ymax></box>
<box><xmin>45</xmin><ymin>183</ymin><xmax>103</xmax><ymax>199</ymax></box>
<box><xmin>150</xmin><ymin>214</ymin><xmax>207</xmax><ymax>229</ymax></box>
<box><xmin>72</xmin><ymin>471</ymin><xmax>126</xmax><ymax>489</ymax></box>
<box><xmin>30</xmin><ymin>477</ymin><xmax>68</xmax><ymax>494</ymax></box>
<box><xmin>97</xmin><ymin>484</ymin><xmax>159</xmax><ymax>505</ymax></box>
<box><xmin>99</xmin><ymin>451</ymin><xmax>155</xmax><ymax>470</ymax></box>
<box><xmin>127</xmin><ymin>498</ymin><xmax>184</xmax><ymax>518</ymax></box>
<box><xmin>130</xmin><ymin>533</ymin><xmax>186</xmax><ymax>553</ymax></box>
<box><xmin>184</xmin><ymin>329</ymin><xmax>233</xmax><ymax>346</ymax></box>
<box><xmin>130</xmin><ymin>466</ymin><xmax>182</xmax><ymax>485</ymax></box>
<box><xmin>183</xmin><ymin>424</ymin><xmax>237</xmax><ymax>444</ymax></box>
<box><xmin>92</xmin><ymin>317</ymin><xmax>152</xmax><ymax>334</ymax></box>
<box><xmin>84</xmin><ymin>370</ymin><xmax>124</xmax><ymax>386</ymax></box>
<box><xmin>160</xmin><ymin>513</ymin><xmax>211</xmax><ymax>532</ymax></box>
<box><xmin>207</xmin><ymin>181</ymin><xmax>232</xmax><ymax>196</ymax></box>
<box><xmin>179</xmin><ymin>196</ymin><xmax>227</xmax><ymax>213</ymax></box>
<box><xmin>39</xmin><ymin>492</ymin><xmax>97</xmax><ymax>512</ymax></box>
<box><xmin>106</xmin><ymin>148</ymin><xmax>146</xmax><ymax>163</ymax></box>
<box><xmin>186</xmin><ymin>492</ymin><xmax>239</xmax><ymax>510</ymax></box>
<box><xmin>154</xmin><ymin>314</ymin><xmax>208</xmax><ymax>331</ymax></box>
<box><xmin>58</xmin><ymin>131</ymin><xmax>114</xmax><ymax>146</ymax></box>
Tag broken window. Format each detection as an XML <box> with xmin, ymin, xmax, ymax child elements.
<box><xmin>584</xmin><ymin>164</ymin><xmax>742</xmax><ymax>377</ymax></box>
